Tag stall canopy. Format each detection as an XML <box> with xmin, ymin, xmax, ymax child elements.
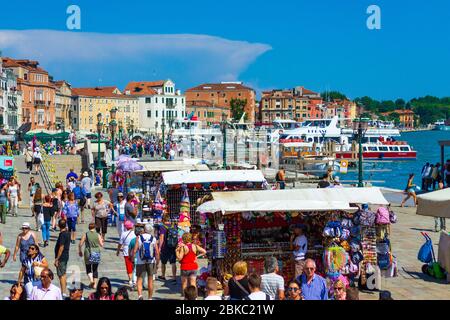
<box><xmin>162</xmin><ymin>169</ymin><xmax>266</xmax><ymax>185</ymax></box>
<box><xmin>197</xmin><ymin>187</ymin><xmax>388</xmax><ymax>213</ymax></box>
<box><xmin>416</xmin><ymin>188</ymin><xmax>450</xmax><ymax>218</ymax></box>
<box><xmin>134</xmin><ymin>161</ymin><xmax>209</xmax><ymax>173</ymax></box>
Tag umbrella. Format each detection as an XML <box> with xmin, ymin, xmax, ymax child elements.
<box><xmin>117</xmin><ymin>161</ymin><xmax>143</xmax><ymax>172</ymax></box>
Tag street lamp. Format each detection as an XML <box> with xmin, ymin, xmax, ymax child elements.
<box><xmin>118</xmin><ymin>120</ymin><xmax>123</xmax><ymax>141</ymax></box>
<box><xmin>109</xmin><ymin>108</ymin><xmax>118</xmax><ymax>175</ymax></box>
<box><xmin>161</xmin><ymin>116</ymin><xmax>166</xmax><ymax>157</ymax></box>
<box><xmin>96</xmin><ymin>113</ymin><xmax>103</xmax><ymax>172</ymax></box>
<box><xmin>352</xmin><ymin>114</ymin><xmax>369</xmax><ymax>187</ymax></box>
<box><xmin>221</xmin><ymin>111</ymin><xmax>227</xmax><ymax>169</ymax></box>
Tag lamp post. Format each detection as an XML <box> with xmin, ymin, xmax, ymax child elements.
<box><xmin>352</xmin><ymin>114</ymin><xmax>368</xmax><ymax>187</ymax></box>
<box><xmin>161</xmin><ymin>116</ymin><xmax>166</xmax><ymax>157</ymax></box>
<box><xmin>118</xmin><ymin>120</ymin><xmax>123</xmax><ymax>141</ymax></box>
<box><xmin>96</xmin><ymin>112</ymin><xmax>103</xmax><ymax>173</ymax></box>
<box><xmin>109</xmin><ymin>108</ymin><xmax>118</xmax><ymax>175</ymax></box>
<box><xmin>221</xmin><ymin>111</ymin><xmax>227</xmax><ymax>169</ymax></box>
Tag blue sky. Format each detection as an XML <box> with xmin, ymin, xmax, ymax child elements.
<box><xmin>0</xmin><ymin>0</ymin><xmax>449</xmax><ymax>100</ymax></box>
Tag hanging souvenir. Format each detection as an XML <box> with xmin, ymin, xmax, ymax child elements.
<box><xmin>178</xmin><ymin>189</ymin><xmax>191</xmax><ymax>228</ymax></box>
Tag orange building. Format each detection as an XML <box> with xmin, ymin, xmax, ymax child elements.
<box><xmin>259</xmin><ymin>86</ymin><xmax>323</xmax><ymax>123</ymax></box>
<box><xmin>381</xmin><ymin>109</ymin><xmax>415</xmax><ymax>129</ymax></box>
<box><xmin>2</xmin><ymin>58</ymin><xmax>56</xmax><ymax>130</ymax></box>
<box><xmin>185</xmin><ymin>82</ymin><xmax>256</xmax><ymax>123</ymax></box>
<box><xmin>186</xmin><ymin>100</ymin><xmax>230</xmax><ymax>126</ymax></box>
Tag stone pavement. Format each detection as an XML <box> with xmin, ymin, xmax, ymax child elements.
<box><xmin>0</xmin><ymin>158</ymin><xmax>448</xmax><ymax>300</ymax></box>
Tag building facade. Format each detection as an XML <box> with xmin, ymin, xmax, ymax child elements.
<box><xmin>53</xmin><ymin>80</ymin><xmax>72</xmax><ymax>130</ymax></box>
<box><xmin>2</xmin><ymin>58</ymin><xmax>55</xmax><ymax>130</ymax></box>
<box><xmin>0</xmin><ymin>58</ymin><xmax>22</xmax><ymax>131</ymax></box>
<box><xmin>259</xmin><ymin>86</ymin><xmax>323</xmax><ymax>123</ymax></box>
<box><xmin>395</xmin><ymin>109</ymin><xmax>415</xmax><ymax>129</ymax></box>
<box><xmin>185</xmin><ymin>82</ymin><xmax>256</xmax><ymax>123</ymax></box>
<box><xmin>185</xmin><ymin>100</ymin><xmax>230</xmax><ymax>126</ymax></box>
<box><xmin>124</xmin><ymin>80</ymin><xmax>185</xmax><ymax>133</ymax></box>
<box><xmin>71</xmin><ymin>87</ymin><xmax>139</xmax><ymax>133</ymax></box>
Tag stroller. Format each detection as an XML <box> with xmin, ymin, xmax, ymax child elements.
<box><xmin>418</xmin><ymin>232</ymin><xmax>445</xmax><ymax>279</ymax></box>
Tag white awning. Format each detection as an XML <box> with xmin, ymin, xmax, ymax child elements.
<box><xmin>198</xmin><ymin>199</ymin><xmax>354</xmax><ymax>214</ymax></box>
<box><xmin>162</xmin><ymin>170</ymin><xmax>266</xmax><ymax>185</ymax></box>
<box><xmin>197</xmin><ymin>187</ymin><xmax>388</xmax><ymax>213</ymax></box>
<box><xmin>134</xmin><ymin>161</ymin><xmax>209</xmax><ymax>173</ymax></box>
<box><xmin>416</xmin><ymin>188</ymin><xmax>450</xmax><ymax>218</ymax></box>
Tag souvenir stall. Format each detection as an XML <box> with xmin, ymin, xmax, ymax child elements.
<box><xmin>161</xmin><ymin>170</ymin><xmax>267</xmax><ymax>226</ymax></box>
<box><xmin>196</xmin><ymin>187</ymin><xmax>394</xmax><ymax>292</ymax></box>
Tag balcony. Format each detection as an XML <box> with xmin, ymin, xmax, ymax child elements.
<box><xmin>35</xmin><ymin>100</ymin><xmax>46</xmax><ymax>107</ymax></box>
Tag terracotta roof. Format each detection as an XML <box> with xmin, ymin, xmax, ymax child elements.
<box><xmin>2</xmin><ymin>57</ymin><xmax>48</xmax><ymax>74</ymax></box>
<box><xmin>186</xmin><ymin>83</ymin><xmax>254</xmax><ymax>92</ymax></box>
<box><xmin>53</xmin><ymin>80</ymin><xmax>71</xmax><ymax>88</ymax></box>
<box><xmin>123</xmin><ymin>82</ymin><xmax>162</xmax><ymax>96</ymax></box>
<box><xmin>72</xmin><ymin>86</ymin><xmax>133</xmax><ymax>98</ymax></box>
<box><xmin>394</xmin><ymin>109</ymin><xmax>414</xmax><ymax>114</ymax></box>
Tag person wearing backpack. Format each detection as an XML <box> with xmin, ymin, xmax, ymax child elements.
<box><xmin>245</xmin><ymin>273</ymin><xmax>273</xmax><ymax>300</ymax></box>
<box><xmin>117</xmin><ymin>221</ymin><xmax>136</xmax><ymax>288</ymax></box>
<box><xmin>157</xmin><ymin>217</ymin><xmax>178</xmax><ymax>283</ymax></box>
<box><xmin>131</xmin><ymin>223</ymin><xmax>160</xmax><ymax>300</ymax></box>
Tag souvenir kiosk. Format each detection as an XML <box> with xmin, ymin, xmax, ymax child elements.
<box><xmin>197</xmin><ymin>187</ymin><xmax>394</xmax><ymax>290</ymax></box>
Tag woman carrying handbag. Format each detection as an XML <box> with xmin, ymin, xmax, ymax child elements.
<box><xmin>79</xmin><ymin>222</ymin><xmax>104</xmax><ymax>289</ymax></box>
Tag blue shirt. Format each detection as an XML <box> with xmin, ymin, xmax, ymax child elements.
<box><xmin>66</xmin><ymin>172</ymin><xmax>78</xmax><ymax>181</ymax></box>
<box><xmin>297</xmin><ymin>274</ymin><xmax>328</xmax><ymax>300</ymax></box>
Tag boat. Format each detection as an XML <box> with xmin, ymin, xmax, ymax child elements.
<box><xmin>335</xmin><ymin>140</ymin><xmax>417</xmax><ymax>160</ymax></box>
<box><xmin>300</xmin><ymin>155</ymin><xmax>341</xmax><ymax>175</ymax></box>
<box><xmin>433</xmin><ymin>119</ymin><xmax>450</xmax><ymax>131</ymax></box>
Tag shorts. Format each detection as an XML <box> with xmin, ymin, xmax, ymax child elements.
<box><xmin>78</xmin><ymin>198</ymin><xmax>86</xmax><ymax>208</ymax></box>
<box><xmin>136</xmin><ymin>263</ymin><xmax>156</xmax><ymax>278</ymax></box>
<box><xmin>95</xmin><ymin>217</ymin><xmax>108</xmax><ymax>234</ymax></box>
<box><xmin>67</xmin><ymin>217</ymin><xmax>77</xmax><ymax>232</ymax></box>
<box><xmin>56</xmin><ymin>260</ymin><xmax>68</xmax><ymax>277</ymax></box>
<box><xmin>181</xmin><ymin>269</ymin><xmax>197</xmax><ymax>277</ymax></box>
<box><xmin>85</xmin><ymin>193</ymin><xmax>92</xmax><ymax>199</ymax></box>
<box><xmin>33</xmin><ymin>158</ymin><xmax>41</xmax><ymax>165</ymax></box>
<box><xmin>124</xmin><ymin>256</ymin><xmax>134</xmax><ymax>274</ymax></box>
<box><xmin>160</xmin><ymin>246</ymin><xmax>176</xmax><ymax>265</ymax></box>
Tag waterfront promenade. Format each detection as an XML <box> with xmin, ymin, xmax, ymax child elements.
<box><xmin>0</xmin><ymin>156</ymin><xmax>447</xmax><ymax>300</ymax></box>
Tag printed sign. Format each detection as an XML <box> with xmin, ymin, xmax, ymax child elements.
<box><xmin>340</xmin><ymin>160</ymin><xmax>348</xmax><ymax>174</ymax></box>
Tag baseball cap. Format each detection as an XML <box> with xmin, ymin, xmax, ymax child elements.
<box><xmin>21</xmin><ymin>222</ymin><xmax>31</xmax><ymax>230</ymax></box>
<box><xmin>117</xmin><ymin>192</ymin><xmax>124</xmax><ymax>197</ymax></box>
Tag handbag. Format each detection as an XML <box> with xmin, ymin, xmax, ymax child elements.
<box><xmin>38</xmin><ymin>206</ymin><xmax>44</xmax><ymax>225</ymax></box>
<box><xmin>85</xmin><ymin>232</ymin><xmax>101</xmax><ymax>264</ymax></box>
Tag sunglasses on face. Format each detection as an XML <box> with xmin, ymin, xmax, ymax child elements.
<box><xmin>334</xmin><ymin>287</ymin><xmax>344</xmax><ymax>291</ymax></box>
<box><xmin>288</xmin><ymin>287</ymin><xmax>300</xmax><ymax>292</ymax></box>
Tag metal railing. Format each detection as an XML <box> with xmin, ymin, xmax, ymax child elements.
<box><xmin>39</xmin><ymin>151</ymin><xmax>53</xmax><ymax>195</ymax></box>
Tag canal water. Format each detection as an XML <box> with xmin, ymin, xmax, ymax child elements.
<box><xmin>340</xmin><ymin>130</ymin><xmax>450</xmax><ymax>190</ymax></box>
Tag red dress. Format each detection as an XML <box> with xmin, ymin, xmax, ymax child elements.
<box><xmin>180</xmin><ymin>243</ymin><xmax>198</xmax><ymax>271</ymax></box>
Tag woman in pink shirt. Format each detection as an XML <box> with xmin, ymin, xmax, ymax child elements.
<box><xmin>88</xmin><ymin>277</ymin><xmax>114</xmax><ymax>300</ymax></box>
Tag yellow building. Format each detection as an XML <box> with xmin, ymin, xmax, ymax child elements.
<box><xmin>71</xmin><ymin>87</ymin><xmax>139</xmax><ymax>133</ymax></box>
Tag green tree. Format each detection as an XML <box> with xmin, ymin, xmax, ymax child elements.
<box><xmin>230</xmin><ymin>98</ymin><xmax>247</xmax><ymax>121</ymax></box>
<box><xmin>321</xmin><ymin>91</ymin><xmax>348</xmax><ymax>101</ymax></box>
<box><xmin>395</xmin><ymin>98</ymin><xmax>406</xmax><ymax>109</ymax></box>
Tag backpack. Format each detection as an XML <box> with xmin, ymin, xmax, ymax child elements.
<box><xmin>139</xmin><ymin>235</ymin><xmax>155</xmax><ymax>262</ymax></box>
<box><xmin>359</xmin><ymin>210</ymin><xmax>376</xmax><ymax>227</ymax></box>
<box><xmin>166</xmin><ymin>227</ymin><xmax>179</xmax><ymax>248</ymax></box>
<box><xmin>73</xmin><ymin>187</ymin><xmax>83</xmax><ymax>200</ymax></box>
<box><xmin>377</xmin><ymin>238</ymin><xmax>392</xmax><ymax>270</ymax></box>
<box><xmin>389</xmin><ymin>209</ymin><xmax>398</xmax><ymax>224</ymax></box>
<box><xmin>376</xmin><ymin>207</ymin><xmax>390</xmax><ymax>225</ymax></box>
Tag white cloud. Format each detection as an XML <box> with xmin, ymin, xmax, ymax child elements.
<box><xmin>0</xmin><ymin>29</ymin><xmax>271</xmax><ymax>86</ymax></box>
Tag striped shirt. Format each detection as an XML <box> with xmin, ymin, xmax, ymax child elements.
<box><xmin>261</xmin><ymin>273</ymin><xmax>285</xmax><ymax>300</ymax></box>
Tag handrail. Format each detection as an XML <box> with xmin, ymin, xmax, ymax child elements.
<box><xmin>39</xmin><ymin>150</ymin><xmax>54</xmax><ymax>194</ymax></box>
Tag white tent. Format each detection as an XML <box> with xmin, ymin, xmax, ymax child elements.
<box><xmin>416</xmin><ymin>188</ymin><xmax>450</xmax><ymax>218</ymax></box>
<box><xmin>162</xmin><ymin>170</ymin><xmax>266</xmax><ymax>185</ymax></box>
<box><xmin>197</xmin><ymin>187</ymin><xmax>388</xmax><ymax>213</ymax></box>
<box><xmin>134</xmin><ymin>161</ymin><xmax>209</xmax><ymax>173</ymax></box>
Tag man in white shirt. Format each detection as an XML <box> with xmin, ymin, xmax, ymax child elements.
<box><xmin>245</xmin><ymin>273</ymin><xmax>273</xmax><ymax>300</ymax></box>
<box><xmin>204</xmin><ymin>277</ymin><xmax>222</xmax><ymax>300</ymax></box>
<box><xmin>131</xmin><ymin>223</ymin><xmax>160</xmax><ymax>300</ymax></box>
<box><xmin>290</xmin><ymin>224</ymin><xmax>308</xmax><ymax>278</ymax></box>
<box><xmin>261</xmin><ymin>257</ymin><xmax>285</xmax><ymax>300</ymax></box>
<box><xmin>30</xmin><ymin>268</ymin><xmax>62</xmax><ymax>300</ymax></box>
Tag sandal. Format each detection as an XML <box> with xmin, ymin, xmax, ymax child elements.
<box><xmin>158</xmin><ymin>276</ymin><xmax>166</xmax><ymax>281</ymax></box>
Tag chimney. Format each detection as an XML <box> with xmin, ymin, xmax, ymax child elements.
<box><xmin>176</xmin><ymin>89</ymin><xmax>180</xmax><ymax>95</ymax></box>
